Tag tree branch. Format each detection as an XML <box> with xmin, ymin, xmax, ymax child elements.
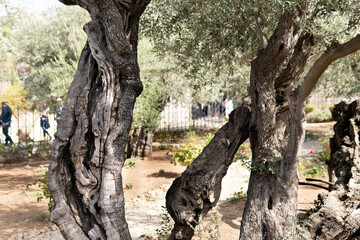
<box><xmin>255</xmin><ymin>15</ymin><xmax>264</xmax><ymax>50</ymax></box>
<box><xmin>59</xmin><ymin>0</ymin><xmax>90</xmax><ymax>11</ymax></box>
<box><xmin>300</xmin><ymin>34</ymin><xmax>360</xmax><ymax>102</ymax></box>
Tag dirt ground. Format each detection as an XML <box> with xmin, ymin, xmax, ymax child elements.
<box><xmin>0</xmin><ymin>122</ymin><xmax>334</xmax><ymax>239</ymax></box>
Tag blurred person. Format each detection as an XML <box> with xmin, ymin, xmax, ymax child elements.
<box><xmin>1</xmin><ymin>102</ymin><xmax>14</xmax><ymax>145</ymax></box>
<box><xmin>56</xmin><ymin>98</ymin><xmax>63</xmax><ymax>122</ymax></box>
<box><xmin>40</xmin><ymin>113</ymin><xmax>51</xmax><ymax>140</ymax></box>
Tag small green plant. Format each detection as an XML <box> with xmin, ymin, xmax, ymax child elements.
<box><xmin>125</xmin><ymin>183</ymin><xmax>134</xmax><ymax>189</ymax></box>
<box><xmin>204</xmin><ymin>133</ymin><xmax>214</xmax><ymax>145</ymax></box>
<box><xmin>124</xmin><ymin>158</ymin><xmax>138</xmax><ymax>168</ymax></box>
<box><xmin>156</xmin><ymin>206</ymin><xmax>173</xmax><ymax>240</ymax></box>
<box><xmin>231</xmin><ymin>187</ymin><xmax>247</xmax><ymax>199</ymax></box>
<box><xmin>305</xmin><ymin>105</ymin><xmax>317</xmax><ymax>114</ymax></box>
<box><xmin>305</xmin><ymin>165</ymin><xmax>327</xmax><ymax>177</ymax></box>
<box><xmin>234</xmin><ymin>144</ymin><xmax>252</xmax><ymax>166</ymax></box>
<box><xmin>316</xmin><ymin>132</ymin><xmax>332</xmax><ymax>162</ymax></box>
<box><xmin>27</xmin><ymin>165</ymin><xmax>53</xmax><ymax>211</ymax></box>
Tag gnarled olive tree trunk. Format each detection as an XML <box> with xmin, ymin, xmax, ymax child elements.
<box><xmin>165</xmin><ymin>4</ymin><xmax>360</xmax><ymax>238</ymax></box>
<box><xmin>301</xmin><ymin>100</ymin><xmax>360</xmax><ymax>239</ymax></box>
<box><xmin>166</xmin><ymin>99</ymin><xmax>251</xmax><ymax>239</ymax></box>
<box><xmin>48</xmin><ymin>0</ymin><xmax>150</xmax><ymax>239</ymax></box>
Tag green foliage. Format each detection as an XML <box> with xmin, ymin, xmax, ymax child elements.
<box><xmin>2</xmin><ymin>6</ymin><xmax>89</xmax><ymax>111</ymax></box>
<box><xmin>142</xmin><ymin>0</ymin><xmax>257</xmax><ymax>101</ymax></box>
<box><xmin>171</xmin><ymin>143</ymin><xmax>203</xmax><ymax>166</ymax></box>
<box><xmin>305</xmin><ymin>105</ymin><xmax>317</xmax><ymax>114</ymax></box>
<box><xmin>124</xmin><ymin>158</ymin><xmax>138</xmax><ymax>169</ymax></box>
<box><xmin>0</xmin><ymin>143</ymin><xmax>34</xmax><ymax>160</ymax></box>
<box><xmin>306</xmin><ymin>109</ymin><xmax>332</xmax><ymax>123</ymax></box>
<box><xmin>305</xmin><ymin>165</ymin><xmax>327</xmax><ymax>178</ymax></box>
<box><xmin>156</xmin><ymin>206</ymin><xmax>173</xmax><ymax>240</ymax></box>
<box><xmin>315</xmin><ymin>132</ymin><xmax>332</xmax><ymax>163</ymax></box>
<box><xmin>170</xmin><ymin>130</ymin><xmax>215</xmax><ymax>166</ymax></box>
<box><xmin>0</xmin><ymin>83</ymin><xmax>28</xmax><ymax>110</ymax></box>
<box><xmin>204</xmin><ymin>133</ymin><xmax>214</xmax><ymax>145</ymax></box>
<box><xmin>132</xmin><ymin>38</ymin><xmax>176</xmax><ymax>130</ymax></box>
<box><xmin>234</xmin><ymin>144</ymin><xmax>252</xmax><ymax>169</ymax></box>
<box><xmin>142</xmin><ymin>0</ymin><xmax>360</xmax><ymax>102</ymax></box>
<box><xmin>27</xmin><ymin>165</ymin><xmax>53</xmax><ymax>212</ymax></box>
<box><xmin>231</xmin><ymin>187</ymin><xmax>247</xmax><ymax>199</ymax></box>
<box><xmin>125</xmin><ymin>183</ymin><xmax>134</xmax><ymax>190</ymax></box>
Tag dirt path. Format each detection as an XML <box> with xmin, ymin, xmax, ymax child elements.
<box><xmin>0</xmin><ymin>157</ymin><xmax>51</xmax><ymax>238</ymax></box>
<box><xmin>0</xmin><ymin>122</ymin><xmax>334</xmax><ymax>239</ymax></box>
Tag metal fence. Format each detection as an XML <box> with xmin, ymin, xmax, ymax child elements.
<box><xmin>3</xmin><ymin>109</ymin><xmax>57</xmax><ymax>144</ymax></box>
<box><xmin>156</xmin><ymin>100</ymin><xmax>230</xmax><ymax>131</ymax></box>
<box><xmin>6</xmin><ymin>93</ymin><xmax>357</xmax><ymax>140</ymax></box>
<box><xmin>308</xmin><ymin>92</ymin><xmax>359</xmax><ymax>109</ymax></box>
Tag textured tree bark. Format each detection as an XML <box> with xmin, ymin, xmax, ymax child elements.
<box><xmin>166</xmin><ymin>99</ymin><xmax>251</xmax><ymax>239</ymax></box>
<box><xmin>48</xmin><ymin>0</ymin><xmax>150</xmax><ymax>239</ymax></box>
<box><xmin>127</xmin><ymin>126</ymin><xmax>154</xmax><ymax>158</ymax></box>
<box><xmin>301</xmin><ymin>100</ymin><xmax>360</xmax><ymax>240</ymax></box>
<box><xmin>165</xmin><ymin>6</ymin><xmax>319</xmax><ymax>240</ymax></box>
<box><xmin>238</xmin><ymin>7</ymin><xmax>318</xmax><ymax>239</ymax></box>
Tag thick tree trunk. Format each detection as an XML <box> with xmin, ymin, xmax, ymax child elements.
<box><xmin>239</xmin><ymin>7</ymin><xmax>317</xmax><ymax>239</ymax></box>
<box><xmin>166</xmin><ymin>99</ymin><xmax>251</xmax><ymax>239</ymax></box>
<box><xmin>48</xmin><ymin>1</ymin><xmax>149</xmax><ymax>239</ymax></box>
<box><xmin>127</xmin><ymin>126</ymin><xmax>154</xmax><ymax>158</ymax></box>
<box><xmin>301</xmin><ymin>100</ymin><xmax>360</xmax><ymax>239</ymax></box>
<box><xmin>165</xmin><ymin>6</ymin><xmax>319</xmax><ymax>240</ymax></box>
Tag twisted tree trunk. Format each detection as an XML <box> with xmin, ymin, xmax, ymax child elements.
<box><xmin>48</xmin><ymin>0</ymin><xmax>149</xmax><ymax>239</ymax></box>
<box><xmin>301</xmin><ymin>100</ymin><xmax>360</xmax><ymax>239</ymax></box>
<box><xmin>166</xmin><ymin>99</ymin><xmax>251</xmax><ymax>239</ymax></box>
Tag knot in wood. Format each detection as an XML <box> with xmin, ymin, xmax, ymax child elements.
<box><xmin>122</xmin><ymin>78</ymin><xmax>143</xmax><ymax>95</ymax></box>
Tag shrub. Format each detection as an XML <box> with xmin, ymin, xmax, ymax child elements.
<box><xmin>305</xmin><ymin>105</ymin><xmax>317</xmax><ymax>114</ymax></box>
<box><xmin>27</xmin><ymin>165</ymin><xmax>53</xmax><ymax>212</ymax></box>
<box><xmin>316</xmin><ymin>132</ymin><xmax>332</xmax><ymax>163</ymax></box>
<box><xmin>171</xmin><ymin>144</ymin><xmax>203</xmax><ymax>166</ymax></box>
<box><xmin>306</xmin><ymin>109</ymin><xmax>332</xmax><ymax>123</ymax></box>
<box><xmin>171</xmin><ymin>132</ymin><xmax>214</xmax><ymax>166</ymax></box>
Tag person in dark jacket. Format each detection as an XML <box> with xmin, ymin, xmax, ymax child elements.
<box><xmin>40</xmin><ymin>114</ymin><xmax>51</xmax><ymax>140</ymax></box>
<box><xmin>1</xmin><ymin>102</ymin><xmax>14</xmax><ymax>145</ymax></box>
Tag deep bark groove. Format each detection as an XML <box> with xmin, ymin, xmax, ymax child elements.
<box><xmin>239</xmin><ymin>6</ymin><xmax>315</xmax><ymax>239</ymax></box>
<box><xmin>48</xmin><ymin>1</ymin><xmax>150</xmax><ymax>239</ymax></box>
<box><xmin>301</xmin><ymin>100</ymin><xmax>360</xmax><ymax>240</ymax></box>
